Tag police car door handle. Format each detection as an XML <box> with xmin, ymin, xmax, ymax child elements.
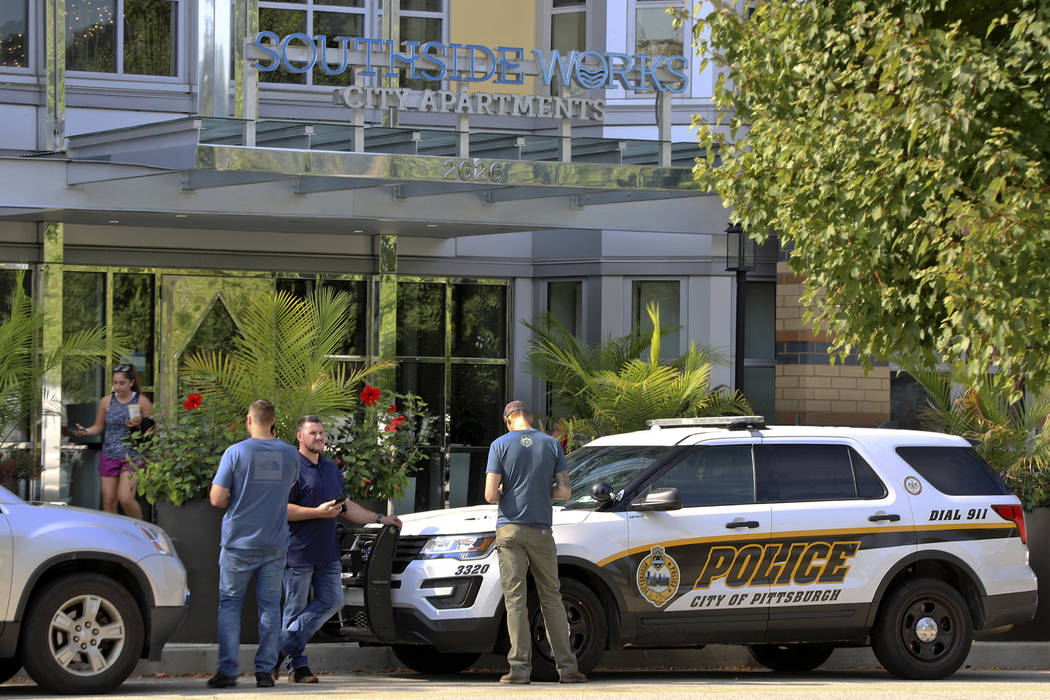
<box><xmin>725</xmin><ymin>520</ymin><xmax>760</xmax><ymax>529</ymax></box>
<box><xmin>868</xmin><ymin>513</ymin><xmax>901</xmax><ymax>522</ymax></box>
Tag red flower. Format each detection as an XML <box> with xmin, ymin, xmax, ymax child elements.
<box><xmin>385</xmin><ymin>415</ymin><xmax>407</xmax><ymax>432</ymax></box>
<box><xmin>360</xmin><ymin>385</ymin><xmax>381</xmax><ymax>406</ymax></box>
<box><xmin>387</xmin><ymin>404</ymin><xmax>398</xmax><ymax>413</ymax></box>
<box><xmin>183</xmin><ymin>393</ymin><xmax>203</xmax><ymax>411</ymax></box>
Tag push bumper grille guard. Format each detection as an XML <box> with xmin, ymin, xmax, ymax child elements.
<box><xmin>344</xmin><ymin>524</ymin><xmax>400</xmax><ymax>642</ymax></box>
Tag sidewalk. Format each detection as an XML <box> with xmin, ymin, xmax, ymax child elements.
<box><xmin>126</xmin><ymin>641</ymin><xmax>1049</xmax><ymax>676</ymax></box>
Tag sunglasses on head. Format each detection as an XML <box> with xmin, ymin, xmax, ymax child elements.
<box><xmin>114</xmin><ymin>364</ymin><xmax>133</xmax><ymax>372</ymax></box>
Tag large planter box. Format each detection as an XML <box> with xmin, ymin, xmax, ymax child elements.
<box><xmin>156</xmin><ymin>499</ymin><xmax>261</xmax><ymax>644</ymax></box>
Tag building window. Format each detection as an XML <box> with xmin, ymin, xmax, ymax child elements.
<box><xmin>548</xmin><ymin>281</ymin><xmax>582</xmax><ymax>339</ymax></box>
<box><xmin>0</xmin><ymin>1</ymin><xmax>29</xmax><ymax>69</ymax></box>
<box><xmin>632</xmin><ymin>0</ymin><xmax>685</xmax><ymax>93</ymax></box>
<box><xmin>741</xmin><ymin>281</ymin><xmax>775</xmax><ymax>421</ymax></box>
<box><xmin>632</xmin><ymin>280</ymin><xmax>680</xmax><ymax>359</ymax></box>
<box><xmin>66</xmin><ymin>0</ymin><xmax>178</xmax><ymax>76</ymax></box>
<box><xmin>550</xmin><ymin>0</ymin><xmax>585</xmax><ymax>96</ymax></box>
<box><xmin>258</xmin><ymin>0</ymin><xmax>444</xmax><ymax>88</ymax></box>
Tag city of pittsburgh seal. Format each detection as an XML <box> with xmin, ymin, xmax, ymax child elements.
<box><xmin>636</xmin><ymin>545</ymin><xmax>680</xmax><ymax>608</ymax></box>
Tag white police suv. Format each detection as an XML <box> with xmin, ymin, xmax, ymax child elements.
<box><xmin>0</xmin><ymin>485</ymin><xmax>188</xmax><ymax>694</ymax></box>
<box><xmin>339</xmin><ymin>417</ymin><xmax>1037</xmax><ymax>681</ymax></box>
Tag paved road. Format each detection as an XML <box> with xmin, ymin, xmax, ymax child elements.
<box><xmin>4</xmin><ymin>669</ymin><xmax>1050</xmax><ymax>699</ymax></box>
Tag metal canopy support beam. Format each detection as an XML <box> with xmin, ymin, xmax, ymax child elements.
<box><xmin>575</xmin><ymin>190</ymin><xmax>708</xmax><ymax>207</ymax></box>
<box><xmin>482</xmin><ymin>187</ymin><xmax>581</xmax><ymax>204</ymax></box>
<box><xmin>393</xmin><ymin>182</ymin><xmax>491</xmax><ymax>199</ymax></box>
<box><xmin>181</xmin><ymin>171</ymin><xmax>294</xmax><ymax>190</ymax></box>
<box><xmin>67</xmin><ymin>162</ymin><xmax>173</xmax><ymax>186</ymax></box>
<box><xmin>291</xmin><ymin>176</ymin><xmax>388</xmax><ymax>195</ymax></box>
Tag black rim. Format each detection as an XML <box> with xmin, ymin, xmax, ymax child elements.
<box><xmin>530</xmin><ymin>592</ymin><xmax>592</xmax><ymax>663</ymax></box>
<box><xmin>898</xmin><ymin>594</ymin><xmax>958</xmax><ymax>663</ymax></box>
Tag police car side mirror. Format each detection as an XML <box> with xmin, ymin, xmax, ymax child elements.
<box><xmin>590</xmin><ymin>481</ymin><xmax>614</xmax><ymax>502</ymax></box>
<box><xmin>631</xmin><ymin>488</ymin><xmax>682</xmax><ymax>511</ymax></box>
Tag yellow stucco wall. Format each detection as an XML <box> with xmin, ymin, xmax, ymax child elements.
<box><xmin>448</xmin><ymin>0</ymin><xmax>537</xmax><ymax>94</ymax></box>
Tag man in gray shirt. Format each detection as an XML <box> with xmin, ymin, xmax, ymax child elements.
<box><xmin>484</xmin><ymin>400</ymin><xmax>586</xmax><ymax>685</ymax></box>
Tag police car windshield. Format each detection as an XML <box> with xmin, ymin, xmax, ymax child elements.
<box><xmin>562</xmin><ymin>445</ymin><xmax>671</xmax><ymax>509</ymax></box>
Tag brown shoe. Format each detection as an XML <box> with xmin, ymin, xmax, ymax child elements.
<box><xmin>499</xmin><ymin>672</ymin><xmax>530</xmax><ymax>684</ymax></box>
<box><xmin>560</xmin><ymin>671</ymin><xmax>587</xmax><ymax>683</ymax></box>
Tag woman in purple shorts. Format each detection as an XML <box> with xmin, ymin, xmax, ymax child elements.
<box><xmin>73</xmin><ymin>364</ymin><xmax>153</xmax><ymax>518</ymax></box>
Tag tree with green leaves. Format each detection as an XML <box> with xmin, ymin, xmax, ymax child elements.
<box><xmin>526</xmin><ymin>303</ymin><xmax>750</xmax><ymax>447</ymax></box>
<box><xmin>689</xmin><ymin>0</ymin><xmax>1050</xmax><ymax>400</ymax></box>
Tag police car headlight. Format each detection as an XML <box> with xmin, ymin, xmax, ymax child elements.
<box><xmin>420</xmin><ymin>534</ymin><xmax>496</xmax><ymax>560</ymax></box>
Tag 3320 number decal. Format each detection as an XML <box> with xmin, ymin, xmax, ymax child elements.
<box><xmin>453</xmin><ymin>564</ymin><xmax>490</xmax><ymax>575</ymax></box>
<box><xmin>442</xmin><ymin>158</ymin><xmax>506</xmax><ymax>184</ymax></box>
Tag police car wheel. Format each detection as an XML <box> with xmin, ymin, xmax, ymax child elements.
<box><xmin>528</xmin><ymin>578</ymin><xmax>606</xmax><ymax>682</ymax></box>
<box><xmin>0</xmin><ymin>657</ymin><xmax>22</xmax><ymax>684</ymax></box>
<box><xmin>871</xmin><ymin>577</ymin><xmax>973</xmax><ymax>680</ymax></box>
<box><xmin>747</xmin><ymin>644</ymin><xmax>834</xmax><ymax>673</ymax></box>
<box><xmin>391</xmin><ymin>645</ymin><xmax>480</xmax><ymax>675</ymax></box>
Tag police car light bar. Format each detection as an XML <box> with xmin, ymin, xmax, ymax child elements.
<box><xmin>646</xmin><ymin>416</ymin><xmax>766</xmax><ymax>430</ymax></box>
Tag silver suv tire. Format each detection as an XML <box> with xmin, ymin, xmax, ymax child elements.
<box><xmin>20</xmin><ymin>573</ymin><xmax>144</xmax><ymax>694</ymax></box>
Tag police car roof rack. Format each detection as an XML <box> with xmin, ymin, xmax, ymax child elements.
<box><xmin>646</xmin><ymin>416</ymin><xmax>766</xmax><ymax>431</ymax></box>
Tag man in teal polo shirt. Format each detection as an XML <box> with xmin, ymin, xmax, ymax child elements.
<box><xmin>484</xmin><ymin>400</ymin><xmax>586</xmax><ymax>685</ymax></box>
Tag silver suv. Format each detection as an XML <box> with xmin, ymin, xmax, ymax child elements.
<box><xmin>340</xmin><ymin>417</ymin><xmax>1038</xmax><ymax>681</ymax></box>
<box><xmin>0</xmin><ymin>485</ymin><xmax>188</xmax><ymax>694</ymax></box>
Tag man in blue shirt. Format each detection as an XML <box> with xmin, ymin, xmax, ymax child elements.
<box><xmin>484</xmin><ymin>401</ymin><xmax>585</xmax><ymax>685</ymax></box>
<box><xmin>207</xmin><ymin>399</ymin><xmax>300</xmax><ymax>689</ymax></box>
<box><xmin>275</xmin><ymin>415</ymin><xmax>402</xmax><ymax>684</ymax></box>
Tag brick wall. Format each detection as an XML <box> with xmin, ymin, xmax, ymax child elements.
<box><xmin>775</xmin><ymin>262</ymin><xmax>890</xmax><ymax>426</ymax></box>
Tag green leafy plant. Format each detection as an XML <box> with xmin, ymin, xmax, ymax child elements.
<box><xmin>327</xmin><ymin>385</ymin><xmax>430</xmax><ymax>502</ymax></box>
<box><xmin>0</xmin><ymin>270</ymin><xmax>115</xmax><ymax>478</ymax></box>
<box><xmin>527</xmin><ymin>303</ymin><xmax>750</xmax><ymax>448</ymax></box>
<box><xmin>180</xmin><ymin>287</ymin><xmax>390</xmax><ymax>443</ymax></box>
<box><xmin>907</xmin><ymin>368</ymin><xmax>1050</xmax><ymax>510</ymax></box>
<box><xmin>136</xmin><ymin>392</ymin><xmax>243</xmax><ymax>506</ymax></box>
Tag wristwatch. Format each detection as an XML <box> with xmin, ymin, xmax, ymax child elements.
<box><xmin>374</xmin><ymin>513</ymin><xmax>383</xmax><ymax>524</ymax></box>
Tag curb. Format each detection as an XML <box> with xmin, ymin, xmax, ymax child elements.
<box><xmin>123</xmin><ymin>641</ymin><xmax>1048</xmax><ymax>676</ymax></box>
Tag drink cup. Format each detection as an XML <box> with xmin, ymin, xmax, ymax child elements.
<box><xmin>128</xmin><ymin>404</ymin><xmax>141</xmax><ymax>420</ymax></box>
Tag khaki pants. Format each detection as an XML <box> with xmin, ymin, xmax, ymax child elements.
<box><xmin>495</xmin><ymin>523</ymin><xmax>579</xmax><ymax>677</ymax></box>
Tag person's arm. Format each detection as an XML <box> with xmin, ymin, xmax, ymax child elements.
<box><xmin>73</xmin><ymin>396</ymin><xmax>108</xmax><ymax>437</ymax></box>
<box><xmin>209</xmin><ymin>483</ymin><xmax>231</xmax><ymax>509</ymax></box>
<box><xmin>287</xmin><ymin>500</ymin><xmax>342</xmax><ymax>521</ymax></box>
<box><xmin>552</xmin><ymin>470</ymin><xmax>571</xmax><ymax>500</ymax></box>
<box><xmin>484</xmin><ymin>472</ymin><xmax>503</xmax><ymax>504</ymax></box>
<box><xmin>341</xmin><ymin>498</ymin><xmax>402</xmax><ymax>528</ymax></box>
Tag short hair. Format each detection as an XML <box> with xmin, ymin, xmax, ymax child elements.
<box><xmin>296</xmin><ymin>415</ymin><xmax>323</xmax><ymax>432</ymax></box>
<box><xmin>249</xmin><ymin>399</ymin><xmax>275</xmax><ymax>426</ymax></box>
<box><xmin>503</xmin><ymin>400</ymin><xmax>531</xmax><ymax>420</ymax></box>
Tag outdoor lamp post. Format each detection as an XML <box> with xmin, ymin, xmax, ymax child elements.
<box><xmin>725</xmin><ymin>222</ymin><xmax>756</xmax><ymax>394</ymax></box>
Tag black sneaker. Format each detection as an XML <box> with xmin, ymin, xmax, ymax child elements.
<box><xmin>292</xmin><ymin>665</ymin><xmax>319</xmax><ymax>683</ymax></box>
<box><xmin>255</xmin><ymin>672</ymin><xmax>275</xmax><ymax>688</ymax></box>
<box><xmin>207</xmin><ymin>673</ymin><xmax>237</xmax><ymax>688</ymax></box>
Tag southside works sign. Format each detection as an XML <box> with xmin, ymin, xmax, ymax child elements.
<box><xmin>252</xmin><ymin>33</ymin><xmax>689</xmax><ymax>121</ymax></box>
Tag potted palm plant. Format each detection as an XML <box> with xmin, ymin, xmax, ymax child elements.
<box><xmin>136</xmin><ymin>287</ymin><xmax>388</xmax><ymax>642</ymax></box>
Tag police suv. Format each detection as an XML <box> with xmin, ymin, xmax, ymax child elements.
<box><xmin>339</xmin><ymin>417</ymin><xmax>1037</xmax><ymax>680</ymax></box>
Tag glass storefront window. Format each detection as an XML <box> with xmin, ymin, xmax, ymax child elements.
<box><xmin>66</xmin><ymin>0</ymin><xmax>179</xmax><ymax>76</ymax></box>
<box><xmin>449</xmin><ymin>363</ymin><xmax>504</xmax><ymax>446</ymax></box>
<box><xmin>451</xmin><ymin>284</ymin><xmax>505</xmax><ymax>359</ymax></box>
<box><xmin>632</xmin><ymin>280</ymin><xmax>680</xmax><ymax>359</ymax></box>
<box><xmin>113</xmin><ymin>273</ymin><xmax>155</xmax><ymax>387</ymax></box>
<box><xmin>548</xmin><ymin>281</ymin><xmax>582</xmax><ymax>339</ymax></box>
<box><xmin>397</xmin><ymin>282</ymin><xmax>445</xmax><ymax>357</ymax></box>
<box><xmin>396</xmin><ymin>361</ymin><xmax>445</xmax><ymax>442</ymax></box>
<box><xmin>0</xmin><ymin>1</ymin><xmax>28</xmax><ymax>68</ymax></box>
<box><xmin>0</xmin><ymin>268</ymin><xmax>32</xmax><ymax>323</ymax></box>
<box><xmin>62</xmin><ymin>272</ymin><xmax>107</xmax><ymax>418</ymax></box>
<box><xmin>275</xmin><ymin>276</ymin><xmax>367</xmax><ymax>356</ymax></box>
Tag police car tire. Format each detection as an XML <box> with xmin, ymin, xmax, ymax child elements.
<box><xmin>528</xmin><ymin>578</ymin><xmax>606</xmax><ymax>682</ymax></box>
<box><xmin>871</xmin><ymin>577</ymin><xmax>973</xmax><ymax>680</ymax></box>
<box><xmin>0</xmin><ymin>657</ymin><xmax>21</xmax><ymax>684</ymax></box>
<box><xmin>747</xmin><ymin>643</ymin><xmax>834</xmax><ymax>673</ymax></box>
<box><xmin>391</xmin><ymin>645</ymin><xmax>480</xmax><ymax>675</ymax></box>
